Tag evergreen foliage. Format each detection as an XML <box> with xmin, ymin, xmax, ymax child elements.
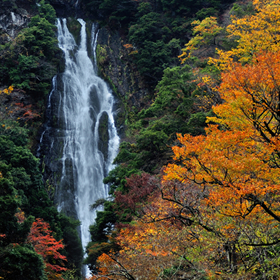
<box><xmin>0</xmin><ymin>1</ymin><xmax>83</xmax><ymax>278</ymax></box>
<box><xmin>87</xmin><ymin>0</ymin><xmax>280</xmax><ymax>278</ymax></box>
<box><xmin>0</xmin><ymin>244</ymin><xmax>47</xmax><ymax>280</ymax></box>
<box><xmin>0</xmin><ymin>0</ymin><xmax>59</xmax><ymax>98</ymax></box>
<box><xmin>83</xmin><ymin>0</ymin><xmax>235</xmax><ymax>88</ymax></box>
<box><xmin>0</xmin><ymin>120</ymin><xmax>83</xmax><ymax>278</ymax></box>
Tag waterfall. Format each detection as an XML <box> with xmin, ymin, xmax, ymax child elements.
<box><xmin>40</xmin><ymin>18</ymin><xmax>120</xmax><ymax>276</ymax></box>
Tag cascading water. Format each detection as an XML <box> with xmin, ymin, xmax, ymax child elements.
<box><xmin>39</xmin><ymin>18</ymin><xmax>119</xmax><ymax>276</ymax></box>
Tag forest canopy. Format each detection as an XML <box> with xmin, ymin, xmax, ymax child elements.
<box><xmin>2</xmin><ymin>0</ymin><xmax>280</xmax><ymax>279</ymax></box>
<box><xmin>86</xmin><ymin>0</ymin><xmax>280</xmax><ymax>279</ymax></box>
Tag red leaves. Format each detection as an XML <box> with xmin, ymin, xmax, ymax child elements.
<box><xmin>114</xmin><ymin>173</ymin><xmax>159</xmax><ymax>221</ymax></box>
<box><xmin>27</xmin><ymin>218</ymin><xmax>67</xmax><ymax>278</ymax></box>
<box><xmin>14</xmin><ymin>103</ymin><xmax>40</xmax><ymax>120</ymax></box>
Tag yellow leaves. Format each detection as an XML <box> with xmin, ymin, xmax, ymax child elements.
<box><xmin>129</xmin><ymin>50</ymin><xmax>138</xmax><ymax>55</ymax></box>
<box><xmin>192</xmin><ymin>17</ymin><xmax>223</xmax><ymax>36</ymax></box>
<box><xmin>211</xmin><ymin>0</ymin><xmax>280</xmax><ymax>70</ymax></box>
<box><xmin>1</xmin><ymin>86</ymin><xmax>14</xmax><ymax>95</ymax></box>
<box><xmin>179</xmin><ymin>17</ymin><xmax>224</xmax><ymax>63</ymax></box>
<box><xmin>201</xmin><ymin>75</ymin><xmax>212</xmax><ymax>85</ymax></box>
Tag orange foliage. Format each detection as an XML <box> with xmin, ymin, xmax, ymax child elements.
<box><xmin>123</xmin><ymin>44</ymin><xmax>133</xmax><ymax>49</ymax></box>
<box><xmin>162</xmin><ymin>50</ymin><xmax>280</xmax><ymax>276</ymax></box>
<box><xmin>94</xmin><ymin>50</ymin><xmax>280</xmax><ymax>278</ymax></box>
<box><xmin>1</xmin><ymin>86</ymin><xmax>13</xmax><ymax>95</ymax></box>
<box><xmin>14</xmin><ymin>103</ymin><xmax>40</xmax><ymax>120</ymax></box>
<box><xmin>93</xmin><ymin>219</ymin><xmax>185</xmax><ymax>279</ymax></box>
<box><xmin>27</xmin><ymin>218</ymin><xmax>67</xmax><ymax>280</ymax></box>
<box><xmin>166</xmin><ymin>51</ymin><xmax>280</xmax><ymax>220</ymax></box>
<box><xmin>15</xmin><ymin>209</ymin><xmax>25</xmax><ymax>224</ymax></box>
<box><xmin>93</xmin><ymin>10</ymin><xmax>280</xmax><ymax>277</ymax></box>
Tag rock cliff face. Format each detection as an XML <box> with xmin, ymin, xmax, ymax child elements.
<box><xmin>0</xmin><ymin>11</ymin><xmax>29</xmax><ymax>39</ymax></box>
<box><xmin>97</xmin><ymin>27</ymin><xmax>150</xmax><ymax>117</ymax></box>
<box><xmin>49</xmin><ymin>0</ymin><xmax>83</xmax><ymax>17</ymax></box>
<box><xmin>39</xmin><ymin>73</ymin><xmax>79</xmax><ymax>219</ymax></box>
<box><xmin>0</xmin><ymin>1</ymin><xmax>30</xmax><ymax>44</ymax></box>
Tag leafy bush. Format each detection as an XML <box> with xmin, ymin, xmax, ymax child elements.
<box><xmin>0</xmin><ymin>0</ymin><xmax>58</xmax><ymax>97</ymax></box>
<box><xmin>0</xmin><ymin>120</ymin><xmax>83</xmax><ymax>277</ymax></box>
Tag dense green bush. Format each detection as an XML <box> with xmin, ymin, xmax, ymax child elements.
<box><xmin>84</xmin><ymin>0</ymin><xmax>235</xmax><ymax>88</ymax></box>
<box><xmin>0</xmin><ymin>1</ymin><xmax>59</xmax><ymax>98</ymax></box>
<box><xmin>85</xmin><ymin>0</ymin><xmax>137</xmax><ymax>26</ymax></box>
<box><xmin>0</xmin><ymin>120</ymin><xmax>83</xmax><ymax>277</ymax></box>
<box><xmin>23</xmin><ymin>15</ymin><xmax>57</xmax><ymax>59</ymax></box>
<box><xmin>0</xmin><ymin>244</ymin><xmax>47</xmax><ymax>280</ymax></box>
<box><xmin>38</xmin><ymin>0</ymin><xmax>57</xmax><ymax>24</ymax></box>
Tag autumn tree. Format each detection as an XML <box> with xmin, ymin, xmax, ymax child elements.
<box><xmin>163</xmin><ymin>50</ymin><xmax>280</xmax><ymax>278</ymax></box>
<box><xmin>179</xmin><ymin>17</ymin><xmax>224</xmax><ymax>63</ymax></box>
<box><xmin>89</xmin><ymin>173</ymin><xmax>212</xmax><ymax>279</ymax></box>
<box><xmin>114</xmin><ymin>173</ymin><xmax>159</xmax><ymax>221</ymax></box>
<box><xmin>210</xmin><ymin>0</ymin><xmax>280</xmax><ymax>69</ymax></box>
<box><xmin>94</xmin><ymin>49</ymin><xmax>280</xmax><ymax>280</ymax></box>
<box><xmin>87</xmin><ymin>1</ymin><xmax>280</xmax><ymax>279</ymax></box>
<box><xmin>91</xmin><ymin>196</ymin><xmax>202</xmax><ymax>280</ymax></box>
<box><xmin>27</xmin><ymin>218</ymin><xmax>68</xmax><ymax>280</ymax></box>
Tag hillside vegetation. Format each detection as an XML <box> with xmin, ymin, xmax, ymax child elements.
<box><xmin>0</xmin><ymin>1</ymin><xmax>83</xmax><ymax>279</ymax></box>
<box><xmin>1</xmin><ymin>0</ymin><xmax>280</xmax><ymax>279</ymax></box>
<box><xmin>84</xmin><ymin>0</ymin><xmax>280</xmax><ymax>279</ymax></box>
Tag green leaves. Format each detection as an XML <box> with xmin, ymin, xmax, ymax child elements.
<box><xmin>0</xmin><ymin>244</ymin><xmax>47</xmax><ymax>280</ymax></box>
<box><xmin>0</xmin><ymin>1</ymin><xmax>58</xmax><ymax>97</ymax></box>
<box><xmin>38</xmin><ymin>0</ymin><xmax>56</xmax><ymax>24</ymax></box>
<box><xmin>25</xmin><ymin>16</ymin><xmax>57</xmax><ymax>59</ymax></box>
<box><xmin>137</xmin><ymin>130</ymin><xmax>168</xmax><ymax>155</ymax></box>
<box><xmin>0</xmin><ymin>120</ymin><xmax>28</xmax><ymax>146</ymax></box>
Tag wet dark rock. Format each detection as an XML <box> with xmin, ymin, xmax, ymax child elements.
<box><xmin>49</xmin><ymin>0</ymin><xmax>84</xmax><ymax>18</ymax></box>
<box><xmin>97</xmin><ymin>28</ymin><xmax>150</xmax><ymax>109</ymax></box>
<box><xmin>0</xmin><ymin>3</ymin><xmax>29</xmax><ymax>43</ymax></box>
<box><xmin>38</xmin><ymin>75</ymin><xmax>79</xmax><ymax>219</ymax></box>
<box><xmin>98</xmin><ymin>111</ymin><xmax>109</xmax><ymax>162</ymax></box>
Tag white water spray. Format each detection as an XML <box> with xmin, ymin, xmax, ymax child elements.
<box><xmin>55</xmin><ymin>18</ymin><xmax>120</xmax><ymax>276</ymax></box>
